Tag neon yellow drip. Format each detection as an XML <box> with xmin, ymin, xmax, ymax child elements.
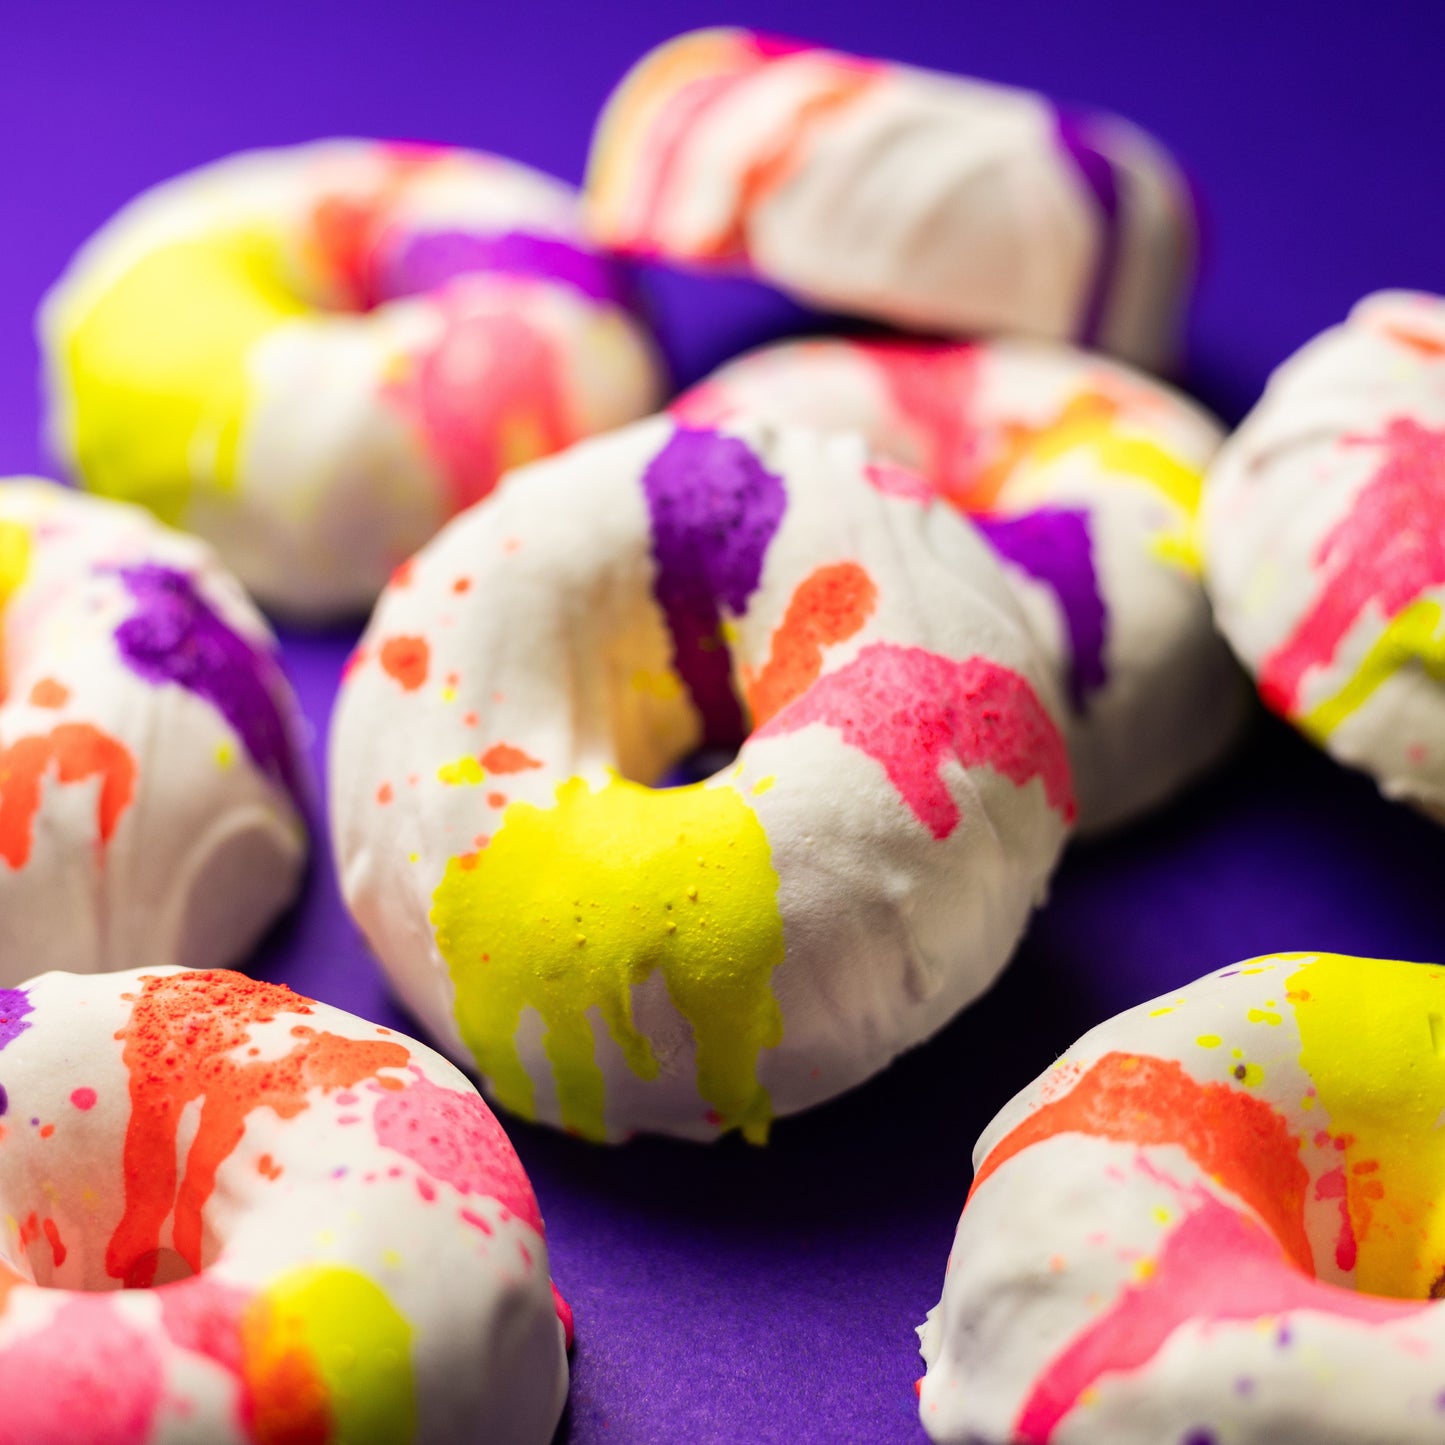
<box><xmin>0</xmin><ymin>522</ymin><xmax>31</xmax><ymax>612</ymax></box>
<box><xmin>431</xmin><ymin>772</ymin><xmax>785</xmax><ymax>1142</ymax></box>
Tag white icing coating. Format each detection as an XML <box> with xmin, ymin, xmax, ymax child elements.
<box><xmin>0</xmin><ymin>480</ymin><xmax>307</xmax><ymax>986</ymax></box>
<box><xmin>330</xmin><ymin>416</ymin><xmax>1074</xmax><ymax>1142</ymax></box>
<box><xmin>587</xmin><ymin>29</ymin><xmax>1196</xmax><ymax>371</ymax></box>
<box><xmin>1203</xmin><ymin>291</ymin><xmax>1445</xmax><ymax>819</ymax></box>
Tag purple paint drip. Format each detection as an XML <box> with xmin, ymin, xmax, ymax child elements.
<box><xmin>975</xmin><ymin>507</ymin><xmax>1107</xmax><ymax>713</ymax></box>
<box><xmin>0</xmin><ymin>989</ymin><xmax>32</xmax><ymax>1068</ymax></box>
<box><xmin>1055</xmin><ymin>110</ymin><xmax>1121</xmax><ymax>349</ymax></box>
<box><xmin>112</xmin><ymin>565</ymin><xmax>302</xmax><ymax>807</ymax></box>
<box><xmin>376</xmin><ymin>229</ymin><xmax>636</xmax><ymax>310</ymax></box>
<box><xmin>641</xmin><ymin>427</ymin><xmax>787</xmax><ymax>747</ymax></box>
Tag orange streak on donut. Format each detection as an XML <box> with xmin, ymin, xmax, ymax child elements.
<box><xmin>378</xmin><ymin>636</ymin><xmax>430</xmax><ymax>691</ymax></box>
<box><xmin>478</xmin><ymin>743</ymin><xmax>542</xmax><ymax>774</ymax></box>
<box><xmin>0</xmin><ymin>723</ymin><xmax>136</xmax><ymax>869</ymax></box>
<box><xmin>743</xmin><ymin>561</ymin><xmax>877</xmax><ymax>726</ymax></box>
<box><xmin>971</xmin><ymin>1051</ymin><xmax>1314</xmax><ymax>1274</ymax></box>
<box><xmin>107</xmin><ymin>972</ymin><xmax>410</xmax><ymax>1286</ymax></box>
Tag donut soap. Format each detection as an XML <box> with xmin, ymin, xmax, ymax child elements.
<box><xmin>42</xmin><ymin>140</ymin><xmax>664</xmax><ymax>620</ymax></box>
<box><xmin>919</xmin><ymin>951</ymin><xmax>1445</xmax><ymax>1444</ymax></box>
<box><xmin>676</xmin><ymin>336</ymin><xmax>1246</xmax><ymax>830</ymax></box>
<box><xmin>0</xmin><ymin>966</ymin><xmax>569</xmax><ymax>1444</ymax></box>
<box><xmin>586</xmin><ymin>28</ymin><xmax>1196</xmax><ymax>371</ymax></box>
<box><xmin>0</xmin><ymin>479</ymin><xmax>306</xmax><ymax>986</ymax></box>
<box><xmin>1204</xmin><ymin>291</ymin><xmax>1445</xmax><ymax>818</ymax></box>
<box><xmin>331</xmin><ymin>417</ymin><xmax>1075</xmax><ymax>1143</ymax></box>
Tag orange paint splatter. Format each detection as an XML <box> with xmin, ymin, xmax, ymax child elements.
<box><xmin>0</xmin><ymin>723</ymin><xmax>136</xmax><ymax>869</ymax></box>
<box><xmin>257</xmin><ymin>1153</ymin><xmax>283</xmax><ymax>1181</ymax></box>
<box><xmin>378</xmin><ymin>636</ymin><xmax>430</xmax><ymax>692</ymax></box>
<box><xmin>107</xmin><ymin>972</ymin><xmax>410</xmax><ymax>1286</ymax></box>
<box><xmin>479</xmin><ymin>743</ymin><xmax>541</xmax><ymax>774</ymax></box>
<box><xmin>27</xmin><ymin>678</ymin><xmax>70</xmax><ymax>709</ymax></box>
<box><xmin>240</xmin><ymin>1292</ymin><xmax>331</xmax><ymax>1445</ymax></box>
<box><xmin>1383</xmin><ymin>323</ymin><xmax>1445</xmax><ymax>358</ymax></box>
<box><xmin>486</xmin><ymin>791</ymin><xmax>507</xmax><ymax>809</ymax></box>
<box><xmin>376</xmin><ymin>782</ymin><xmax>394</xmax><ymax>805</ymax></box>
<box><xmin>743</xmin><ymin>561</ymin><xmax>878</xmax><ymax>725</ymax></box>
<box><xmin>972</xmin><ymin>1051</ymin><xmax>1313</xmax><ymax>1273</ymax></box>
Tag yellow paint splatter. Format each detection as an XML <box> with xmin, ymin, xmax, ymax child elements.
<box><xmin>431</xmin><ymin>772</ymin><xmax>785</xmax><ymax>1143</ymax></box>
<box><xmin>1196</xmin><ymin>1034</ymin><xmax>1222</xmax><ymax>1049</ymax></box>
<box><xmin>1289</xmin><ymin>952</ymin><xmax>1445</xmax><ymax>1297</ymax></box>
<box><xmin>1302</xmin><ymin>598</ymin><xmax>1445</xmax><ymax>740</ymax></box>
<box><xmin>0</xmin><ymin>521</ymin><xmax>30</xmax><ymax>611</ymax></box>
<box><xmin>55</xmin><ymin>231</ymin><xmax>307</xmax><ymax>523</ymax></box>
<box><xmin>751</xmin><ymin>775</ymin><xmax>776</xmax><ymax>796</ymax></box>
<box><xmin>214</xmin><ymin>741</ymin><xmax>235</xmax><ymax>770</ymax></box>
<box><xmin>438</xmin><ymin>755</ymin><xmax>487</xmax><ymax>786</ymax></box>
<box><xmin>1247</xmin><ymin>1008</ymin><xmax>1282</xmax><ymax>1026</ymax></box>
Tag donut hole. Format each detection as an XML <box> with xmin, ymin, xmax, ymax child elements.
<box><xmin>655</xmin><ymin>744</ymin><xmax>741</xmax><ymax>789</ymax></box>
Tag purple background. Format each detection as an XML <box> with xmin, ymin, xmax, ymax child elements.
<box><xmin>5</xmin><ymin>4</ymin><xmax>1445</xmax><ymax>1441</ymax></box>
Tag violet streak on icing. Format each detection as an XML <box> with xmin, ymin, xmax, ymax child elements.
<box><xmin>112</xmin><ymin>566</ymin><xmax>302</xmax><ymax>806</ymax></box>
<box><xmin>641</xmin><ymin>427</ymin><xmax>787</xmax><ymax>747</ymax></box>
<box><xmin>0</xmin><ymin>989</ymin><xmax>32</xmax><ymax>1056</ymax></box>
<box><xmin>377</xmin><ymin>229</ymin><xmax>637</xmax><ymax>310</ymax></box>
<box><xmin>1055</xmin><ymin>110</ymin><xmax>1120</xmax><ymax>348</ymax></box>
<box><xmin>975</xmin><ymin>507</ymin><xmax>1107</xmax><ymax>712</ymax></box>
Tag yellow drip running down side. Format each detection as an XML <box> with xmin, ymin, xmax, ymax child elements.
<box><xmin>431</xmin><ymin>773</ymin><xmax>786</xmax><ymax>1143</ymax></box>
<box><xmin>0</xmin><ymin>522</ymin><xmax>31</xmax><ymax>611</ymax></box>
<box><xmin>56</xmin><ymin>231</ymin><xmax>307</xmax><ymax>524</ymax></box>
<box><xmin>1288</xmin><ymin>951</ymin><xmax>1445</xmax><ymax>1298</ymax></box>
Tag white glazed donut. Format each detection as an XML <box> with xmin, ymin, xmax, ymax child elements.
<box><xmin>586</xmin><ymin>28</ymin><xmax>1196</xmax><ymax>371</ymax></box>
<box><xmin>0</xmin><ymin>479</ymin><xmax>307</xmax><ymax>986</ymax></box>
<box><xmin>41</xmin><ymin>139</ymin><xmax>664</xmax><ymax>620</ymax></box>
<box><xmin>674</xmin><ymin>336</ymin><xmax>1246</xmax><ymax>831</ymax></box>
<box><xmin>331</xmin><ymin>416</ymin><xmax>1075</xmax><ymax>1143</ymax></box>
<box><xmin>0</xmin><ymin>965</ymin><xmax>569</xmax><ymax>1443</ymax></box>
<box><xmin>919</xmin><ymin>950</ymin><xmax>1445</xmax><ymax>1444</ymax></box>
<box><xmin>1203</xmin><ymin>291</ymin><xmax>1445</xmax><ymax>818</ymax></box>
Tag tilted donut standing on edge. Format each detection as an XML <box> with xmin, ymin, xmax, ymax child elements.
<box><xmin>1203</xmin><ymin>291</ymin><xmax>1445</xmax><ymax>819</ymax></box>
<box><xmin>585</xmin><ymin>28</ymin><xmax>1197</xmax><ymax>372</ymax></box>
<box><xmin>0</xmin><ymin>479</ymin><xmax>307</xmax><ymax>986</ymax></box>
<box><xmin>919</xmin><ymin>951</ymin><xmax>1445</xmax><ymax>1444</ymax></box>
<box><xmin>674</xmin><ymin>336</ymin><xmax>1248</xmax><ymax>831</ymax></box>
<box><xmin>0</xmin><ymin>966</ymin><xmax>569</xmax><ymax>1444</ymax></box>
<box><xmin>330</xmin><ymin>417</ymin><xmax>1076</xmax><ymax>1143</ymax></box>
<box><xmin>40</xmin><ymin>139</ymin><xmax>665</xmax><ymax>621</ymax></box>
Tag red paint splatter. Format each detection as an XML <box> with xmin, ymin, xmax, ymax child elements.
<box><xmin>1315</xmin><ymin>1164</ymin><xmax>1359</xmax><ymax>1272</ymax></box>
<box><xmin>70</xmin><ymin>1088</ymin><xmax>97</xmax><ymax>1111</ymax></box>
<box><xmin>972</xmin><ymin>1051</ymin><xmax>1313</xmax><ymax>1273</ymax></box>
<box><xmin>743</xmin><ymin>561</ymin><xmax>878</xmax><ymax>725</ymax></box>
<box><xmin>1012</xmin><ymin>1192</ymin><xmax>1427</xmax><ymax>1443</ymax></box>
<box><xmin>257</xmin><ymin>1153</ymin><xmax>282</xmax><ymax>1181</ymax></box>
<box><xmin>107</xmin><ymin>972</ymin><xmax>410</xmax><ymax>1285</ymax></box>
<box><xmin>479</xmin><ymin>743</ymin><xmax>542</xmax><ymax>774</ymax></box>
<box><xmin>27</xmin><ymin>678</ymin><xmax>69</xmax><ymax>709</ymax></box>
<box><xmin>552</xmin><ymin>1283</ymin><xmax>575</xmax><ymax>1350</ymax></box>
<box><xmin>42</xmin><ymin>1218</ymin><xmax>66</xmax><ymax>1269</ymax></box>
<box><xmin>0</xmin><ymin>723</ymin><xmax>136</xmax><ymax>869</ymax></box>
<box><xmin>756</xmin><ymin>642</ymin><xmax>1075</xmax><ymax>836</ymax></box>
<box><xmin>378</xmin><ymin>636</ymin><xmax>430</xmax><ymax>692</ymax></box>
<box><xmin>1259</xmin><ymin>418</ymin><xmax>1445</xmax><ymax>714</ymax></box>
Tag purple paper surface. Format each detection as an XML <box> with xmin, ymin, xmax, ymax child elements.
<box><xmin>5</xmin><ymin>4</ymin><xmax>1445</xmax><ymax>1443</ymax></box>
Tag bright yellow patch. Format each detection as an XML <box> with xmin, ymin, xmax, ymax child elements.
<box><xmin>438</xmin><ymin>755</ymin><xmax>487</xmax><ymax>786</ymax></box>
<box><xmin>1288</xmin><ymin>952</ymin><xmax>1445</xmax><ymax>1297</ymax></box>
<box><xmin>431</xmin><ymin>772</ymin><xmax>785</xmax><ymax>1142</ymax></box>
<box><xmin>1196</xmin><ymin>1034</ymin><xmax>1222</xmax><ymax>1048</ymax></box>
<box><xmin>0</xmin><ymin>521</ymin><xmax>30</xmax><ymax>611</ymax></box>
<box><xmin>57</xmin><ymin>230</ymin><xmax>307</xmax><ymax>523</ymax></box>
<box><xmin>1247</xmin><ymin>1008</ymin><xmax>1282</xmax><ymax>1026</ymax></box>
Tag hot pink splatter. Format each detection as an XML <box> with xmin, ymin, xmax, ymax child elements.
<box><xmin>755</xmin><ymin>641</ymin><xmax>1075</xmax><ymax>836</ymax></box>
<box><xmin>1013</xmin><ymin>1191</ymin><xmax>1426</xmax><ymax>1444</ymax></box>
<box><xmin>1316</xmin><ymin>1164</ymin><xmax>1360</xmax><ymax>1273</ymax></box>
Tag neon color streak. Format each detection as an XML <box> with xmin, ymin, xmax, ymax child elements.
<box><xmin>641</xmin><ymin>427</ymin><xmax>786</xmax><ymax>748</ymax></box>
<box><xmin>107</xmin><ymin>972</ymin><xmax>410</xmax><ymax>1286</ymax></box>
<box><xmin>373</xmin><ymin>1074</ymin><xmax>544</xmax><ymax>1234</ymax></box>
<box><xmin>1382</xmin><ymin>323</ymin><xmax>1445</xmax><ymax>358</ymax></box>
<box><xmin>1260</xmin><ymin>418</ymin><xmax>1445</xmax><ymax>717</ymax></box>
<box><xmin>972</xmin><ymin>1050</ymin><xmax>1313</xmax><ymax>1272</ymax></box>
<box><xmin>975</xmin><ymin>507</ymin><xmax>1107</xmax><ymax>711</ymax></box>
<box><xmin>114</xmin><ymin>565</ymin><xmax>301</xmax><ymax>805</ymax></box>
<box><xmin>0</xmin><ymin>1299</ymin><xmax>163</xmax><ymax>1445</ymax></box>
<box><xmin>756</xmin><ymin>642</ymin><xmax>1075</xmax><ymax>837</ymax></box>
<box><xmin>1013</xmin><ymin>1191</ymin><xmax>1426</xmax><ymax>1443</ymax></box>
<box><xmin>1288</xmin><ymin>952</ymin><xmax>1445</xmax><ymax>1298</ymax></box>
<box><xmin>432</xmin><ymin>772</ymin><xmax>785</xmax><ymax>1143</ymax></box>
<box><xmin>743</xmin><ymin>561</ymin><xmax>877</xmax><ymax>725</ymax></box>
<box><xmin>378</xmin><ymin>635</ymin><xmax>429</xmax><ymax>691</ymax></box>
<box><xmin>0</xmin><ymin>989</ymin><xmax>31</xmax><ymax>1052</ymax></box>
<box><xmin>383</xmin><ymin>292</ymin><xmax>571</xmax><ymax>512</ymax></box>
<box><xmin>0</xmin><ymin>723</ymin><xmax>136</xmax><ymax>869</ymax></box>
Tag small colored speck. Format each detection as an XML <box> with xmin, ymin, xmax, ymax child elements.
<box><xmin>214</xmin><ymin>741</ymin><xmax>235</xmax><ymax>769</ymax></box>
<box><xmin>69</xmin><ymin>1088</ymin><xmax>97</xmax><ymax>1111</ymax></box>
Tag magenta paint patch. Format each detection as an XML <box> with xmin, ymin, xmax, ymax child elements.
<box><xmin>641</xmin><ymin>427</ymin><xmax>787</xmax><ymax>747</ymax></box>
<box><xmin>0</xmin><ymin>988</ymin><xmax>32</xmax><ymax>1059</ymax></box>
<box><xmin>373</xmin><ymin>1074</ymin><xmax>544</xmax><ymax>1235</ymax></box>
<box><xmin>376</xmin><ymin>228</ymin><xmax>637</xmax><ymax>311</ymax></box>
<box><xmin>975</xmin><ymin>507</ymin><xmax>1108</xmax><ymax>712</ymax></box>
<box><xmin>757</xmin><ymin>641</ymin><xmax>1076</xmax><ymax>835</ymax></box>
<box><xmin>112</xmin><ymin>566</ymin><xmax>302</xmax><ymax>806</ymax></box>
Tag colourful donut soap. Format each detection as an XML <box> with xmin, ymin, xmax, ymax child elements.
<box><xmin>330</xmin><ymin>417</ymin><xmax>1075</xmax><ymax>1142</ymax></box>
<box><xmin>1203</xmin><ymin>292</ymin><xmax>1445</xmax><ymax>818</ymax></box>
<box><xmin>920</xmin><ymin>951</ymin><xmax>1445</xmax><ymax>1444</ymax></box>
<box><xmin>676</xmin><ymin>336</ymin><xmax>1246</xmax><ymax>830</ymax></box>
<box><xmin>0</xmin><ymin>965</ymin><xmax>569</xmax><ymax>1443</ymax></box>
<box><xmin>587</xmin><ymin>29</ymin><xmax>1196</xmax><ymax>371</ymax></box>
<box><xmin>0</xmin><ymin>479</ymin><xmax>306</xmax><ymax>985</ymax></box>
<box><xmin>41</xmin><ymin>140</ymin><xmax>664</xmax><ymax>620</ymax></box>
